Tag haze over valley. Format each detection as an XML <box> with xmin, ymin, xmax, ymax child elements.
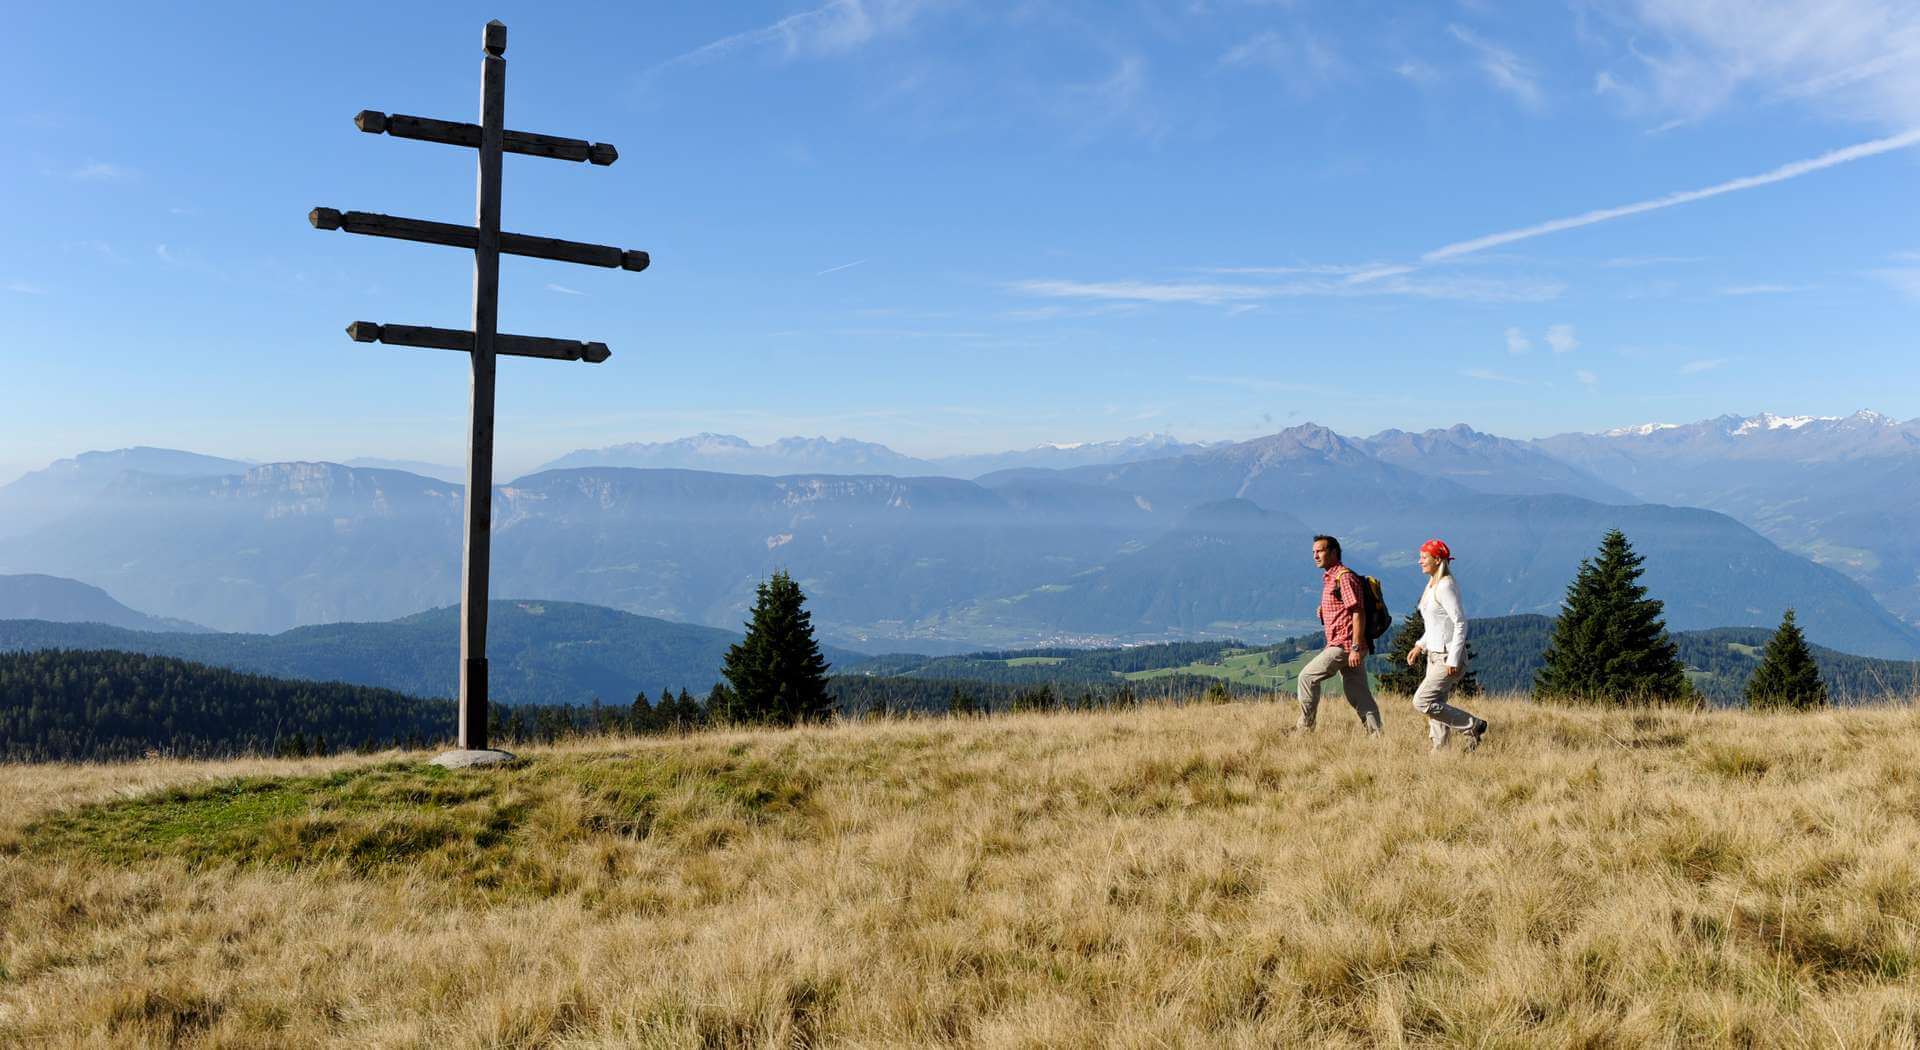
<box><xmin>5</xmin><ymin>409</ymin><xmax>1917</xmax><ymax>660</ymax></box>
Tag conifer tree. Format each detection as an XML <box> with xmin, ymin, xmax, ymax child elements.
<box><xmin>629</xmin><ymin>691</ymin><xmax>656</xmax><ymax>734</ymax></box>
<box><xmin>706</xmin><ymin>683</ymin><xmax>735</xmax><ymax>724</ymax></box>
<box><xmin>1534</xmin><ymin>529</ymin><xmax>1690</xmax><ymax>703</ymax></box>
<box><xmin>1378</xmin><ymin>610</ymin><xmax>1427</xmax><ymax>695</ymax></box>
<box><xmin>720</xmin><ymin>571</ymin><xmax>834</xmax><ymax>726</ymax></box>
<box><xmin>1745</xmin><ymin>609</ymin><xmax>1828</xmax><ymax>710</ymax></box>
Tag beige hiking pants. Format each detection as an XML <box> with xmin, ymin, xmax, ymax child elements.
<box><xmin>1296</xmin><ymin>645</ymin><xmax>1382</xmax><ymax>734</ymax></box>
<box><xmin>1412</xmin><ymin>654</ymin><xmax>1478</xmax><ymax>749</ymax></box>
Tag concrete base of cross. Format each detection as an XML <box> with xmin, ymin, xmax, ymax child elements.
<box><xmin>429</xmin><ymin>748</ymin><xmax>518</xmax><ymax>769</ymax></box>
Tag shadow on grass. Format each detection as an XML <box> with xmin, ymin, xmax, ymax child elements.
<box><xmin>25</xmin><ymin>750</ymin><xmax>821</xmax><ymax>901</ymax></box>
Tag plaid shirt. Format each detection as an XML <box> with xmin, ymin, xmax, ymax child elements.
<box><xmin>1318</xmin><ymin>566</ymin><xmax>1364</xmax><ymax>650</ymax></box>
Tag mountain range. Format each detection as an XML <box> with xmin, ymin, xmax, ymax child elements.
<box><xmin>534</xmin><ymin>433</ymin><xmax>1224</xmax><ymax>478</ymax></box>
<box><xmin>4</xmin><ymin>412</ymin><xmax>1918</xmax><ymax>657</ymax></box>
<box><xmin>0</xmin><ymin>574</ymin><xmax>209</xmax><ymax>633</ymax></box>
<box><xmin>1532</xmin><ymin>411</ymin><xmax>1920</xmax><ymax>624</ymax></box>
<box><xmin>0</xmin><ymin>598</ymin><xmax>865</xmax><ymax>704</ymax></box>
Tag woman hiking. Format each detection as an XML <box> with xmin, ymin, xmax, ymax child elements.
<box><xmin>1406</xmin><ymin>539</ymin><xmax>1490</xmax><ymax>752</ymax></box>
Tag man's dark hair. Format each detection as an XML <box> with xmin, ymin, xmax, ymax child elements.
<box><xmin>1312</xmin><ymin>534</ymin><xmax>1341</xmax><ymax>559</ymax></box>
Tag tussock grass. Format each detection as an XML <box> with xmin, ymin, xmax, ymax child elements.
<box><xmin>3</xmin><ymin>695</ymin><xmax>1919</xmax><ymax>1047</ymax></box>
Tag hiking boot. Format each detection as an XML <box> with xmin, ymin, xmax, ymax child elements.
<box><xmin>1460</xmin><ymin>717</ymin><xmax>1489</xmax><ymax>752</ymax></box>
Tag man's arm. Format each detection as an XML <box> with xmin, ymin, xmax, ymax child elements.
<box><xmin>1340</xmin><ymin>570</ymin><xmax>1367</xmax><ymax>667</ymax></box>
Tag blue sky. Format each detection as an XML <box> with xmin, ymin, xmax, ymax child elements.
<box><xmin>5</xmin><ymin>0</ymin><xmax>1918</xmax><ymax>484</ymax></box>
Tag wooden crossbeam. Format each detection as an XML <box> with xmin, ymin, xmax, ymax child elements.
<box><xmin>346</xmin><ymin>321</ymin><xmax>611</xmax><ymax>363</ymax></box>
<box><xmin>309</xmin><ymin>207</ymin><xmax>650</xmax><ymax>271</ymax></box>
<box><xmin>354</xmin><ymin>110</ymin><xmax>618</xmax><ymax>166</ymax></box>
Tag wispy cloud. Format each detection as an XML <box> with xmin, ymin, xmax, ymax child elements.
<box><xmin>1195</xmin><ymin>263</ymin><xmax>1392</xmax><ymax>276</ymax></box>
<box><xmin>1448</xmin><ymin>25</ymin><xmax>1544</xmax><ymax>111</ymax></box>
<box><xmin>1602</xmin><ymin>2</ymin><xmax>1920</xmax><ymax>129</ymax></box>
<box><xmin>154</xmin><ymin>244</ymin><xmax>178</xmax><ymax>265</ymax></box>
<box><xmin>646</xmin><ymin>0</ymin><xmax>925</xmax><ymax>75</ymax></box>
<box><xmin>6</xmin><ymin>281</ymin><xmax>47</xmax><ymax>295</ymax></box>
<box><xmin>1395</xmin><ymin>60</ymin><xmax>1441</xmax><ymax>85</ymax></box>
<box><xmin>1869</xmin><ymin>268</ymin><xmax>1920</xmax><ymax>300</ymax></box>
<box><xmin>996</xmin><ymin>303</ymin><xmax>1143</xmax><ymax>322</ymax></box>
<box><xmin>1505</xmin><ymin>327</ymin><xmax>1533</xmax><ymax>354</ymax></box>
<box><xmin>1599</xmin><ymin>255</ymin><xmax>1706</xmax><ymax>268</ymax></box>
<box><xmin>1011</xmin><ymin>272</ymin><xmax>1563</xmax><ymax>306</ymax></box>
<box><xmin>1423</xmin><ymin>128</ymin><xmax>1920</xmax><ymax>261</ymax></box>
<box><xmin>1218</xmin><ymin>28</ymin><xmax>1346</xmax><ymax>95</ymax></box>
<box><xmin>1680</xmin><ymin>358</ymin><xmax>1730</xmax><ymax>374</ymax></box>
<box><xmin>1060</xmin><ymin>54</ymin><xmax>1165</xmax><ymax>141</ymax></box>
<box><xmin>1462</xmin><ymin>368</ymin><xmax>1528</xmax><ymax>385</ymax></box>
<box><xmin>1720</xmin><ymin>283</ymin><xmax>1806</xmax><ymax>295</ymax></box>
<box><xmin>1015</xmin><ymin>278</ymin><xmax>1267</xmax><ymax>305</ymax></box>
<box><xmin>1576</xmin><ymin>369</ymin><xmax>1599</xmax><ymax>386</ymax></box>
<box><xmin>1546</xmin><ymin>323</ymin><xmax>1578</xmax><ymax>354</ymax></box>
<box><xmin>832</xmin><ymin>327</ymin><xmax>995</xmax><ymax>339</ymax></box>
<box><xmin>816</xmin><ymin>259</ymin><xmax>867</xmax><ymax>276</ymax></box>
<box><xmin>71</xmin><ymin>160</ymin><xmax>134</xmax><ymax>182</ymax></box>
<box><xmin>545</xmin><ymin>282</ymin><xmax>587</xmax><ymax>296</ymax></box>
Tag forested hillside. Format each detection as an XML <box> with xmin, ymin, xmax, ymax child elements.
<box><xmin>0</xmin><ymin>649</ymin><xmax>451</xmax><ymax>761</ymax></box>
<box><xmin>0</xmin><ymin>600</ymin><xmax>864</xmax><ymax>705</ymax></box>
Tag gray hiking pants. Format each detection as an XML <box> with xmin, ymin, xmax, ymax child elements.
<box><xmin>1412</xmin><ymin>655</ymin><xmax>1478</xmax><ymax>749</ymax></box>
<box><xmin>1296</xmin><ymin>645</ymin><xmax>1382</xmax><ymax>734</ymax></box>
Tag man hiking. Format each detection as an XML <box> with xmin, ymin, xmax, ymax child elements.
<box><xmin>1296</xmin><ymin>534</ymin><xmax>1384</xmax><ymax>735</ymax></box>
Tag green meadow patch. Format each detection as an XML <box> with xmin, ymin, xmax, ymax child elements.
<box><xmin>25</xmin><ymin>749</ymin><xmax>821</xmax><ymax>900</ymax></box>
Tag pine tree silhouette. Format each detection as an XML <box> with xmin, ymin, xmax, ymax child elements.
<box><xmin>720</xmin><ymin>571</ymin><xmax>833</xmax><ymax>725</ymax></box>
<box><xmin>1745</xmin><ymin>609</ymin><xmax>1828</xmax><ymax>710</ymax></box>
<box><xmin>1535</xmin><ymin>529</ymin><xmax>1690</xmax><ymax>704</ymax></box>
<box><xmin>1378</xmin><ymin>609</ymin><xmax>1426</xmax><ymax>695</ymax></box>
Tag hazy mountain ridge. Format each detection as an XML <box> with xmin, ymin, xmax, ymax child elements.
<box><xmin>1362</xmin><ymin>424</ymin><xmax>1635</xmax><ymax>504</ymax></box>
<box><xmin>5</xmin><ymin>413</ymin><xmax>1917</xmax><ymax>655</ymax></box>
<box><xmin>0</xmin><ymin>599</ymin><xmax>866</xmax><ymax>705</ymax></box>
<box><xmin>0</xmin><ymin>447</ymin><xmax>254</xmax><ymax>540</ymax></box>
<box><xmin>0</xmin><ymin>574</ymin><xmax>210</xmax><ymax>633</ymax></box>
<box><xmin>1531</xmin><ymin>410</ymin><xmax>1920</xmax><ymax>624</ymax></box>
<box><xmin>533</xmin><ymin>432</ymin><xmax>1226</xmax><ymax>479</ymax></box>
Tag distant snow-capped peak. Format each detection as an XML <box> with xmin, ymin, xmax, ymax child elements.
<box><xmin>1728</xmin><ymin>411</ymin><xmax>1892</xmax><ymax>436</ymax></box>
<box><xmin>1732</xmin><ymin>412</ymin><xmax>1831</xmax><ymax>435</ymax></box>
<box><xmin>1603</xmin><ymin>422</ymin><xmax>1680</xmax><ymax>437</ymax></box>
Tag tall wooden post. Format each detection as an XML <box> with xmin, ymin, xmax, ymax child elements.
<box><xmin>308</xmin><ymin>19</ymin><xmax>649</xmax><ymax>766</ymax></box>
<box><xmin>460</xmin><ymin>21</ymin><xmax>508</xmax><ymax>751</ymax></box>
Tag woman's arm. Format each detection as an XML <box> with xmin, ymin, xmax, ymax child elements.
<box><xmin>1436</xmin><ymin>578</ymin><xmax>1467</xmax><ymax>668</ymax></box>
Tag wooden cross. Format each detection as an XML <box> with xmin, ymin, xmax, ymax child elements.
<box><xmin>309</xmin><ymin>20</ymin><xmax>647</xmax><ymax>756</ymax></box>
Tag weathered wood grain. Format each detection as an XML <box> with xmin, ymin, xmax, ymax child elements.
<box><xmin>460</xmin><ymin>43</ymin><xmax>507</xmax><ymax>752</ymax></box>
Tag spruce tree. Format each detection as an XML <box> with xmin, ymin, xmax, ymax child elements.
<box><xmin>1534</xmin><ymin>529</ymin><xmax>1690</xmax><ymax>704</ymax></box>
<box><xmin>705</xmin><ymin>682</ymin><xmax>735</xmax><ymax>724</ymax></box>
<box><xmin>1378</xmin><ymin>610</ymin><xmax>1427</xmax><ymax>695</ymax></box>
<box><xmin>720</xmin><ymin>571</ymin><xmax>833</xmax><ymax>726</ymax></box>
<box><xmin>630</xmin><ymin>691</ymin><xmax>656</xmax><ymax>734</ymax></box>
<box><xmin>1745</xmin><ymin>609</ymin><xmax>1828</xmax><ymax>710</ymax></box>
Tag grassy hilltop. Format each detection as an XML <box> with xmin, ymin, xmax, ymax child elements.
<box><xmin>4</xmin><ymin>697</ymin><xmax>1919</xmax><ymax>1047</ymax></box>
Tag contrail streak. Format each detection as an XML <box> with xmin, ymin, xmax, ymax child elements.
<box><xmin>1423</xmin><ymin>127</ymin><xmax>1920</xmax><ymax>261</ymax></box>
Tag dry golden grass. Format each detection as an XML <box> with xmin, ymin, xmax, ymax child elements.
<box><xmin>4</xmin><ymin>694</ymin><xmax>1920</xmax><ymax>1048</ymax></box>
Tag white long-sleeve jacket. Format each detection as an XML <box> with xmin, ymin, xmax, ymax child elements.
<box><xmin>1416</xmin><ymin>576</ymin><xmax>1468</xmax><ymax>669</ymax></box>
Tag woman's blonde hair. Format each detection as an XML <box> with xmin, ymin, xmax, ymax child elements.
<box><xmin>1427</xmin><ymin>554</ymin><xmax>1452</xmax><ymax>582</ymax></box>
